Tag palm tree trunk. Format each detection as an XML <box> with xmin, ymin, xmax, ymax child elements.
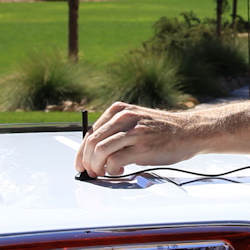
<box><xmin>232</xmin><ymin>0</ymin><xmax>237</xmax><ymax>28</ymax></box>
<box><xmin>216</xmin><ymin>0</ymin><xmax>223</xmax><ymax>37</ymax></box>
<box><xmin>68</xmin><ymin>0</ymin><xmax>79</xmax><ymax>62</ymax></box>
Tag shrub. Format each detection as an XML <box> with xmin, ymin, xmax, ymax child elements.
<box><xmin>180</xmin><ymin>55</ymin><xmax>225</xmax><ymax>97</ymax></box>
<box><xmin>197</xmin><ymin>37</ymin><xmax>247</xmax><ymax>77</ymax></box>
<box><xmin>145</xmin><ymin>12</ymin><xmax>215</xmax><ymax>57</ymax></box>
<box><xmin>180</xmin><ymin>36</ymin><xmax>248</xmax><ymax>97</ymax></box>
<box><xmin>107</xmin><ymin>51</ymin><xmax>184</xmax><ymax>109</ymax></box>
<box><xmin>143</xmin><ymin>12</ymin><xmax>248</xmax><ymax>98</ymax></box>
<box><xmin>234</xmin><ymin>15</ymin><xmax>249</xmax><ymax>33</ymax></box>
<box><xmin>0</xmin><ymin>50</ymin><xmax>93</xmax><ymax>111</ymax></box>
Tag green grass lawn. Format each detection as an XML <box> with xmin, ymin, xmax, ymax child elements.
<box><xmin>0</xmin><ymin>0</ymin><xmax>248</xmax><ymax>123</ymax></box>
<box><xmin>0</xmin><ymin>111</ymin><xmax>101</xmax><ymax>124</ymax></box>
<box><xmin>0</xmin><ymin>0</ymin><xmax>248</xmax><ymax>75</ymax></box>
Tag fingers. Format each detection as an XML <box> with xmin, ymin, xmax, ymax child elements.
<box><xmin>75</xmin><ymin>130</ymin><xmax>97</xmax><ymax>177</ymax></box>
<box><xmin>92</xmin><ymin>102</ymin><xmax>128</xmax><ymax>131</ymax></box>
<box><xmin>90</xmin><ymin>132</ymin><xmax>136</xmax><ymax>176</ymax></box>
<box><xmin>83</xmin><ymin>110</ymin><xmax>140</xmax><ymax>176</ymax></box>
<box><xmin>75</xmin><ymin>131</ymin><xmax>89</xmax><ymax>172</ymax></box>
<box><xmin>92</xmin><ymin>101</ymin><xmax>166</xmax><ymax>132</ymax></box>
<box><xmin>106</xmin><ymin>147</ymin><xmax>136</xmax><ymax>175</ymax></box>
<box><xmin>74</xmin><ymin>102</ymin><xmax>128</xmax><ymax>174</ymax></box>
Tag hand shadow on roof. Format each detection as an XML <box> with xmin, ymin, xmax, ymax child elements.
<box><xmin>80</xmin><ymin>173</ymin><xmax>245</xmax><ymax>190</ymax></box>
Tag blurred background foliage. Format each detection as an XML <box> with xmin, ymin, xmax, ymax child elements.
<box><xmin>0</xmin><ymin>0</ymin><xmax>249</xmax><ymax>117</ymax></box>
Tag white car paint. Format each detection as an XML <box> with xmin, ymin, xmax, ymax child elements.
<box><xmin>0</xmin><ymin>132</ymin><xmax>249</xmax><ymax>234</ymax></box>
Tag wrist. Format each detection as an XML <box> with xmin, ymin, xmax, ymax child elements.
<box><xmin>160</xmin><ymin>112</ymin><xmax>214</xmax><ymax>160</ymax></box>
<box><xmin>173</xmin><ymin>112</ymin><xmax>223</xmax><ymax>156</ymax></box>
<box><xmin>178</xmin><ymin>106</ymin><xmax>250</xmax><ymax>155</ymax></box>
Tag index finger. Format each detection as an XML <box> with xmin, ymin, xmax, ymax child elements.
<box><xmin>93</xmin><ymin>102</ymin><xmax>129</xmax><ymax>131</ymax></box>
<box><xmin>74</xmin><ymin>131</ymin><xmax>90</xmax><ymax>172</ymax></box>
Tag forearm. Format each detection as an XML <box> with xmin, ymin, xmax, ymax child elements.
<box><xmin>178</xmin><ymin>101</ymin><xmax>250</xmax><ymax>154</ymax></box>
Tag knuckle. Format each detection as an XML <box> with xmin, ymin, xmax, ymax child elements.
<box><xmin>110</xmin><ymin>101</ymin><xmax>127</xmax><ymax>112</ymax></box>
<box><xmin>128</xmin><ymin>124</ymin><xmax>148</xmax><ymax>137</ymax></box>
<box><xmin>86</xmin><ymin>135</ymin><xmax>98</xmax><ymax>146</ymax></box>
<box><xmin>95</xmin><ymin>143</ymin><xmax>106</xmax><ymax>156</ymax></box>
<box><xmin>134</xmin><ymin>124</ymin><xmax>148</xmax><ymax>133</ymax></box>
<box><xmin>93</xmin><ymin>167</ymin><xmax>105</xmax><ymax>176</ymax></box>
<box><xmin>112</xmin><ymin>101</ymin><xmax>124</xmax><ymax>106</ymax></box>
<box><xmin>124</xmin><ymin>104</ymin><xmax>136</xmax><ymax>111</ymax></box>
<box><xmin>106</xmin><ymin>155</ymin><xmax>118</xmax><ymax>169</ymax></box>
<box><xmin>116</xmin><ymin>110</ymin><xmax>137</xmax><ymax>121</ymax></box>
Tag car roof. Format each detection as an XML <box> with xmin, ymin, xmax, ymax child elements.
<box><xmin>0</xmin><ymin>131</ymin><xmax>250</xmax><ymax>235</ymax></box>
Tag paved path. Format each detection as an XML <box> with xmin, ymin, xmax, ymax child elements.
<box><xmin>194</xmin><ymin>85</ymin><xmax>249</xmax><ymax>110</ymax></box>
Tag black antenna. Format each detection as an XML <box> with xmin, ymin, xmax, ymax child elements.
<box><xmin>81</xmin><ymin>110</ymin><xmax>88</xmax><ymax>139</ymax></box>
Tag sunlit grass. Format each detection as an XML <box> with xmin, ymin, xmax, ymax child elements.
<box><xmin>0</xmin><ymin>0</ymin><xmax>248</xmax><ymax>75</ymax></box>
<box><xmin>0</xmin><ymin>0</ymin><xmax>248</xmax><ymax>123</ymax></box>
<box><xmin>0</xmin><ymin>111</ymin><xmax>101</xmax><ymax>124</ymax></box>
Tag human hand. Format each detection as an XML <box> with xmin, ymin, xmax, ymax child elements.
<box><xmin>75</xmin><ymin>102</ymin><xmax>203</xmax><ymax>177</ymax></box>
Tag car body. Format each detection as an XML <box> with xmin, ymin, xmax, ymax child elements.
<box><xmin>0</xmin><ymin>123</ymin><xmax>250</xmax><ymax>249</ymax></box>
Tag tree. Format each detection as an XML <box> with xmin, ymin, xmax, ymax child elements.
<box><xmin>215</xmin><ymin>0</ymin><xmax>230</xmax><ymax>37</ymax></box>
<box><xmin>231</xmin><ymin>0</ymin><xmax>238</xmax><ymax>28</ymax></box>
<box><xmin>216</xmin><ymin>0</ymin><xmax>223</xmax><ymax>37</ymax></box>
<box><xmin>68</xmin><ymin>0</ymin><xmax>79</xmax><ymax>62</ymax></box>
